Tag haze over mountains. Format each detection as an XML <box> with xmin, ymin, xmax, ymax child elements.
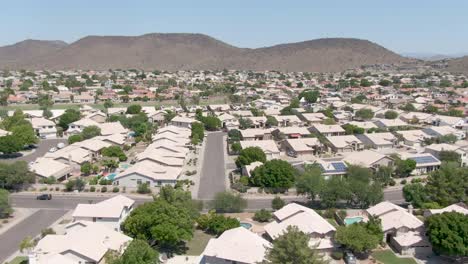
<box><xmin>0</xmin><ymin>33</ymin><xmax>414</xmax><ymax>72</ymax></box>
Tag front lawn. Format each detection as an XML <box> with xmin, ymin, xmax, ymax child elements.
<box><xmin>372</xmin><ymin>250</ymin><xmax>418</xmax><ymax>264</ymax></box>
<box><xmin>184</xmin><ymin>230</ymin><xmax>214</xmax><ymax>255</ymax></box>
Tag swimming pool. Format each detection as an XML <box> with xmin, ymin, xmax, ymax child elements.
<box><xmin>240</xmin><ymin>222</ymin><xmax>252</xmax><ymax>229</ymax></box>
<box><xmin>120</xmin><ymin>163</ymin><xmax>131</xmax><ymax>169</ymax></box>
<box><xmin>106</xmin><ymin>173</ymin><xmax>117</xmax><ymax>181</ymax></box>
<box><xmin>344</xmin><ymin>216</ymin><xmax>364</xmax><ymax>225</ymax></box>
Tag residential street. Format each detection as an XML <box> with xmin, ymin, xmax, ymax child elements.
<box><xmin>197</xmin><ymin>132</ymin><xmax>227</xmax><ymax>200</ymax></box>
<box><xmin>0</xmin><ymin>138</ymin><xmax>67</xmax><ymax>163</ymax></box>
<box><xmin>0</xmin><ymin>209</ymin><xmax>67</xmax><ymax>263</ymax></box>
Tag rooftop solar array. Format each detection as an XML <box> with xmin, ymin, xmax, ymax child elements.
<box><xmin>319</xmin><ymin>162</ymin><xmax>348</xmax><ymax>173</ymax></box>
<box><xmin>410</xmin><ymin>156</ymin><xmax>439</xmax><ymax>164</ymax></box>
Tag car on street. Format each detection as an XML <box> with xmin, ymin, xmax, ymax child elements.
<box><xmin>36</xmin><ymin>194</ymin><xmax>52</xmax><ymax>200</ymax></box>
<box><xmin>49</xmin><ymin>147</ymin><xmax>57</xmax><ymax>153</ymax></box>
<box><xmin>57</xmin><ymin>142</ymin><xmax>65</xmax><ymax>149</ymax></box>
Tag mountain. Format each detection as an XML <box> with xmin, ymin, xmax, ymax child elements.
<box><xmin>0</xmin><ymin>33</ymin><xmax>410</xmax><ymax>72</ymax></box>
<box><xmin>403</xmin><ymin>52</ymin><xmax>468</xmax><ymax>61</ymax></box>
<box><xmin>0</xmin><ymin>39</ymin><xmax>67</xmax><ymax>66</ymax></box>
<box><xmin>445</xmin><ymin>56</ymin><xmax>468</xmax><ymax>74</ymax></box>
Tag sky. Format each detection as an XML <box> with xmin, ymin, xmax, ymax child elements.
<box><xmin>1</xmin><ymin>0</ymin><xmax>467</xmax><ymax>55</ymax></box>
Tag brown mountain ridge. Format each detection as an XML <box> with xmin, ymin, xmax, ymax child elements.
<box><xmin>0</xmin><ymin>33</ymin><xmax>410</xmax><ymax>72</ymax></box>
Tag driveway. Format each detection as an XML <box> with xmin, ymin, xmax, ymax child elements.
<box><xmin>0</xmin><ymin>138</ymin><xmax>67</xmax><ymax>163</ymax></box>
<box><xmin>197</xmin><ymin>132</ymin><xmax>227</xmax><ymax>200</ymax></box>
<box><xmin>0</xmin><ymin>209</ymin><xmax>67</xmax><ymax>263</ymax></box>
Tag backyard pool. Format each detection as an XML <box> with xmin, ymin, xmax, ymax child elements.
<box><xmin>120</xmin><ymin>163</ymin><xmax>131</xmax><ymax>169</ymax></box>
<box><xmin>344</xmin><ymin>216</ymin><xmax>364</xmax><ymax>225</ymax></box>
<box><xmin>105</xmin><ymin>173</ymin><xmax>117</xmax><ymax>181</ymax></box>
<box><xmin>240</xmin><ymin>222</ymin><xmax>252</xmax><ymax>230</ymax></box>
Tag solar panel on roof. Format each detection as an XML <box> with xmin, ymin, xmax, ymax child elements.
<box><xmin>411</xmin><ymin>156</ymin><xmax>438</xmax><ymax>164</ymax></box>
<box><xmin>331</xmin><ymin>162</ymin><xmax>347</xmax><ymax>172</ymax></box>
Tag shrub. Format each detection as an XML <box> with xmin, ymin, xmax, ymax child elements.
<box><xmin>211</xmin><ymin>192</ymin><xmax>247</xmax><ymax>213</ymax></box>
<box><xmin>389</xmin><ymin>179</ymin><xmax>396</xmax><ymax>186</ymax></box>
<box><xmin>101</xmin><ymin>186</ymin><xmax>107</xmax><ymax>193</ymax></box>
<box><xmin>400</xmin><ymin>179</ymin><xmax>407</xmax><ymax>185</ymax></box>
<box><xmin>323</xmin><ymin>208</ymin><xmax>337</xmax><ymax>219</ymax></box>
<box><xmin>55</xmin><ymin>187</ymin><xmax>60</xmax><ymax>191</ymax></box>
<box><xmin>338</xmin><ymin>210</ymin><xmax>347</xmax><ymax>220</ymax></box>
<box><xmin>253</xmin><ymin>209</ymin><xmax>272</xmax><ymax>222</ymax></box>
<box><xmin>112</xmin><ymin>187</ymin><xmax>119</xmax><ymax>193</ymax></box>
<box><xmin>272</xmin><ymin>196</ymin><xmax>285</xmax><ymax>210</ymax></box>
<box><xmin>331</xmin><ymin>251</ymin><xmax>343</xmax><ymax>260</ymax></box>
<box><xmin>231</xmin><ymin>182</ymin><xmax>249</xmax><ymax>193</ymax></box>
<box><xmin>90</xmin><ymin>186</ymin><xmax>96</xmax><ymax>192</ymax></box>
<box><xmin>239</xmin><ymin>176</ymin><xmax>249</xmax><ymax>186</ymax></box>
<box><xmin>196</xmin><ymin>213</ymin><xmax>240</xmax><ymax>235</ymax></box>
<box><xmin>137</xmin><ymin>183</ymin><xmax>151</xmax><ymax>194</ymax></box>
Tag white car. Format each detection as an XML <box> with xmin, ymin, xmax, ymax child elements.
<box><xmin>49</xmin><ymin>147</ymin><xmax>57</xmax><ymax>153</ymax></box>
<box><xmin>57</xmin><ymin>143</ymin><xmax>65</xmax><ymax>149</ymax></box>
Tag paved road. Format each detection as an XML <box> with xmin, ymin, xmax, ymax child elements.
<box><xmin>0</xmin><ymin>209</ymin><xmax>67</xmax><ymax>263</ymax></box>
<box><xmin>0</xmin><ymin>138</ymin><xmax>67</xmax><ymax>163</ymax></box>
<box><xmin>197</xmin><ymin>132</ymin><xmax>227</xmax><ymax>200</ymax></box>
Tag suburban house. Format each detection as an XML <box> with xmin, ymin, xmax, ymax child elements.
<box><xmin>72</xmin><ymin>195</ymin><xmax>135</xmax><ymax>232</ymax></box>
<box><xmin>147</xmin><ymin>110</ymin><xmax>167</xmax><ymax>126</ymax></box>
<box><xmin>240</xmin><ymin>140</ymin><xmax>280</xmax><ymax>159</ymax></box>
<box><xmin>242</xmin><ymin>161</ymin><xmax>263</xmax><ymax>177</ymax></box>
<box><xmin>264</xmin><ymin>203</ymin><xmax>336</xmax><ymax>253</ymax></box>
<box><xmin>313</xmin><ymin>160</ymin><xmax>347</xmax><ymax>179</ymax></box>
<box><xmin>346</xmin><ymin>121</ymin><xmax>378</xmax><ymax>132</ymax></box>
<box><xmin>246</xmin><ymin>116</ymin><xmax>267</xmax><ymax>128</ymax></box>
<box><xmin>114</xmin><ymin>160</ymin><xmax>182</xmax><ymax>187</ymax></box>
<box><xmin>272</xmin><ymin>115</ymin><xmax>303</xmax><ymax>127</ymax></box>
<box><xmin>399</xmin><ymin>153</ymin><xmax>441</xmax><ymax>175</ymax></box>
<box><xmin>423</xmin><ymin>125</ymin><xmax>465</xmax><ymax>140</ymax></box>
<box><xmin>395</xmin><ymin>130</ymin><xmax>433</xmax><ymax>147</ymax></box>
<box><xmin>423</xmin><ymin>203</ymin><xmax>468</xmax><ymax>218</ymax></box>
<box><xmin>357</xmin><ymin>132</ymin><xmax>398</xmax><ymax>150</ymax></box>
<box><xmin>342</xmin><ymin>150</ymin><xmax>393</xmax><ymax>169</ymax></box>
<box><xmin>325</xmin><ymin>135</ymin><xmax>364</xmax><ymax>153</ymax></box>
<box><xmin>311</xmin><ymin>124</ymin><xmax>346</xmax><ymax>137</ymax></box>
<box><xmin>29</xmin><ymin>157</ymin><xmax>74</xmax><ymax>180</ymax></box>
<box><xmin>282</xmin><ymin>138</ymin><xmax>322</xmax><ymax>157</ymax></box>
<box><xmin>29</xmin><ymin>222</ymin><xmax>132</xmax><ymax>264</ymax></box>
<box><xmin>272</xmin><ymin>126</ymin><xmax>310</xmax><ymax>139</ymax></box>
<box><xmin>239</xmin><ymin>128</ymin><xmax>273</xmax><ymax>141</ymax></box>
<box><xmin>374</xmin><ymin>119</ymin><xmax>409</xmax><ymax>129</ymax></box>
<box><xmin>200</xmin><ymin>227</ymin><xmax>270</xmax><ymax>264</ymax></box>
<box><xmin>30</xmin><ymin>117</ymin><xmax>57</xmax><ymax>139</ymax></box>
<box><xmin>424</xmin><ymin>143</ymin><xmax>467</xmax><ymax>166</ymax></box>
<box><xmin>366</xmin><ymin>201</ymin><xmax>431</xmax><ymax>255</ymax></box>
<box><xmin>43</xmin><ymin>145</ymin><xmax>92</xmax><ymax>166</ymax></box>
<box><xmin>301</xmin><ymin>112</ymin><xmax>327</xmax><ymax>125</ymax></box>
<box><xmin>84</xmin><ymin>111</ymin><xmax>107</xmax><ymax>123</ymax></box>
<box><xmin>170</xmin><ymin>116</ymin><xmax>197</xmax><ymax>128</ymax></box>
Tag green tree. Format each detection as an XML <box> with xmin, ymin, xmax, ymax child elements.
<box><xmin>19</xmin><ymin>236</ymin><xmax>36</xmax><ymax>253</ymax></box>
<box><xmin>250</xmin><ymin>159</ymin><xmax>296</xmax><ymax>190</ymax></box>
<box><xmin>227</xmin><ymin>129</ymin><xmax>242</xmax><ymax>141</ymax></box>
<box><xmin>299</xmin><ymin>90</ymin><xmax>320</xmax><ymax>103</ymax></box>
<box><xmin>126</xmin><ymin>104</ymin><xmax>142</xmax><ymax>114</ymax></box>
<box><xmin>80</xmin><ymin>162</ymin><xmax>92</xmax><ymax>175</ymax></box>
<box><xmin>394</xmin><ymin>158</ymin><xmax>417</xmax><ymax>177</ymax></box>
<box><xmin>360</xmin><ymin>79</ymin><xmax>373</xmax><ymax>87</ymax></box>
<box><xmin>266</xmin><ymin>116</ymin><xmax>278</xmax><ymax>128</ymax></box>
<box><xmin>355</xmin><ymin>108</ymin><xmax>374</xmax><ymax>120</ymax></box>
<box><xmin>191</xmin><ymin>122</ymin><xmax>205</xmax><ymax>142</ymax></box>
<box><xmin>342</xmin><ymin>124</ymin><xmax>364</xmax><ymax>135</ymax></box>
<box><xmin>58</xmin><ymin>109</ymin><xmax>81</xmax><ymax>130</ymax></box>
<box><xmin>104</xmin><ymin>99</ymin><xmax>114</xmax><ymax>109</ymax></box>
<box><xmin>296</xmin><ymin>164</ymin><xmax>324</xmax><ymax>201</ymax></box>
<box><xmin>384</xmin><ymin>110</ymin><xmax>398</xmax><ymax>119</ymax></box>
<box><xmin>0</xmin><ymin>189</ymin><xmax>12</xmax><ymax>218</ymax></box>
<box><xmin>320</xmin><ymin>176</ymin><xmax>348</xmax><ymax>208</ymax></box>
<box><xmin>81</xmin><ymin>125</ymin><xmax>102</xmax><ymax>139</ymax></box>
<box><xmin>346</xmin><ymin>165</ymin><xmax>383</xmax><ymax>208</ymax></box>
<box><xmin>401</xmin><ymin>103</ymin><xmax>416</xmax><ymax>112</ymax></box>
<box><xmin>107</xmin><ymin>239</ymin><xmax>159</xmax><ymax>264</ymax></box>
<box><xmin>272</xmin><ymin>196</ymin><xmax>285</xmax><ymax>211</ymax></box>
<box><xmin>425</xmin><ymin>212</ymin><xmax>467</xmax><ymax>258</ymax></box>
<box><xmin>235</xmin><ymin>147</ymin><xmax>267</xmax><ymax>168</ymax></box>
<box><xmin>200</xmin><ymin>116</ymin><xmax>221</xmax><ymax>131</ymax></box>
<box><xmin>211</xmin><ymin>192</ymin><xmax>247</xmax><ymax>213</ymax></box>
<box><xmin>238</xmin><ymin>117</ymin><xmax>254</xmax><ymax>129</ymax></box>
<box><xmin>0</xmin><ymin>135</ymin><xmax>23</xmax><ymax>154</ymax></box>
<box><xmin>425</xmin><ymin>162</ymin><xmax>468</xmax><ymax>206</ymax></box>
<box><xmin>335</xmin><ymin>223</ymin><xmax>380</xmax><ymax>254</ymax></box>
<box><xmin>403</xmin><ymin>183</ymin><xmax>428</xmax><ymax>208</ymax></box>
<box><xmin>0</xmin><ymin>161</ymin><xmax>35</xmax><ymax>190</ymax></box>
<box><xmin>231</xmin><ymin>142</ymin><xmax>242</xmax><ymax>153</ymax></box>
<box><xmin>253</xmin><ymin>209</ymin><xmax>272</xmax><ymax>222</ymax></box>
<box><xmin>68</xmin><ymin>134</ymin><xmax>84</xmax><ymax>144</ymax></box>
<box><xmin>439</xmin><ymin>151</ymin><xmax>461</xmax><ymax>163</ymax></box>
<box><xmin>11</xmin><ymin>124</ymin><xmax>37</xmax><ymax>146</ymax></box>
<box><xmin>196</xmin><ymin>212</ymin><xmax>240</xmax><ymax>235</ymax></box>
<box><xmin>373</xmin><ymin>165</ymin><xmax>394</xmax><ymax>186</ymax></box>
<box><xmin>263</xmin><ymin>226</ymin><xmax>327</xmax><ymax>264</ymax></box>
<box><xmin>38</xmin><ymin>93</ymin><xmax>53</xmax><ymax>110</ymax></box>
<box><xmin>122</xmin><ymin>199</ymin><xmax>195</xmax><ymax>249</ymax></box>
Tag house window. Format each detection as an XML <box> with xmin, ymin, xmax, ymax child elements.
<box><xmin>157</xmin><ymin>181</ymin><xmax>162</xmax><ymax>186</ymax></box>
<box><xmin>137</xmin><ymin>179</ymin><xmax>142</xmax><ymax>185</ymax></box>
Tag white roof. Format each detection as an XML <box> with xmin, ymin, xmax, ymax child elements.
<box><xmin>326</xmin><ymin>135</ymin><xmax>362</xmax><ymax>148</ymax></box>
<box><xmin>73</xmin><ymin>138</ymin><xmax>111</xmax><ymax>152</ymax></box>
<box><xmin>171</xmin><ymin>116</ymin><xmax>197</xmax><ymax>124</ymax></box>
<box><xmin>367</xmin><ymin>201</ymin><xmax>423</xmax><ymax>232</ymax></box>
<box><xmin>30</xmin><ymin>117</ymin><xmax>55</xmax><ymax>128</ymax></box>
<box><xmin>265</xmin><ymin>203</ymin><xmax>335</xmax><ymax>241</ymax></box>
<box><xmin>348</xmin><ymin>121</ymin><xmax>378</xmax><ymax>129</ymax></box>
<box><xmin>240</xmin><ymin>140</ymin><xmax>280</xmax><ymax>154</ymax></box>
<box><xmin>98</xmin><ymin>122</ymin><xmax>128</xmax><ymax>136</ymax></box>
<box><xmin>375</xmin><ymin>119</ymin><xmax>408</xmax><ymax>127</ymax></box>
<box><xmin>313</xmin><ymin>124</ymin><xmax>345</xmax><ymax>134</ymax></box>
<box><xmin>301</xmin><ymin>113</ymin><xmax>327</xmax><ymax>122</ymax></box>
<box><xmin>285</xmin><ymin>138</ymin><xmax>321</xmax><ymax>152</ymax></box>
<box><xmin>70</xmin><ymin>118</ymin><xmax>100</xmax><ymax>127</ymax></box>
<box><xmin>272</xmin><ymin>115</ymin><xmax>301</xmax><ymax>123</ymax></box>
<box><xmin>95</xmin><ymin>134</ymin><xmax>127</xmax><ymax>145</ymax></box>
<box><xmin>427</xmin><ymin>204</ymin><xmax>468</xmax><ymax>216</ymax></box>
<box><xmin>116</xmin><ymin>160</ymin><xmax>182</xmax><ymax>181</ymax></box>
<box><xmin>425</xmin><ymin>125</ymin><xmax>460</xmax><ymax>136</ymax></box>
<box><xmin>240</xmin><ymin>128</ymin><xmax>272</xmax><ymax>138</ymax></box>
<box><xmin>342</xmin><ymin>150</ymin><xmax>389</xmax><ymax>167</ymax></box>
<box><xmin>30</xmin><ymin>157</ymin><xmax>73</xmax><ymax>178</ymax></box>
<box><xmin>202</xmin><ymin>227</ymin><xmax>270</xmax><ymax>264</ymax></box>
<box><xmin>33</xmin><ymin>222</ymin><xmax>131</xmax><ymax>263</ymax></box>
<box><xmin>275</xmin><ymin>126</ymin><xmax>310</xmax><ymax>136</ymax></box>
<box><xmin>44</xmin><ymin>145</ymin><xmax>91</xmax><ymax>164</ymax></box>
<box><xmin>396</xmin><ymin>130</ymin><xmax>432</xmax><ymax>143</ymax></box>
<box><xmin>73</xmin><ymin>195</ymin><xmax>135</xmax><ymax>219</ymax></box>
<box><xmin>361</xmin><ymin>132</ymin><xmax>397</xmax><ymax>145</ymax></box>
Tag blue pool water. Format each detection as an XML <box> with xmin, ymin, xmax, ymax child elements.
<box><xmin>344</xmin><ymin>216</ymin><xmax>364</xmax><ymax>225</ymax></box>
<box><xmin>106</xmin><ymin>173</ymin><xmax>117</xmax><ymax>181</ymax></box>
<box><xmin>240</xmin><ymin>222</ymin><xmax>252</xmax><ymax>229</ymax></box>
<box><xmin>120</xmin><ymin>163</ymin><xmax>131</xmax><ymax>169</ymax></box>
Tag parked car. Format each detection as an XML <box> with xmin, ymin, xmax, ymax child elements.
<box><xmin>57</xmin><ymin>142</ymin><xmax>65</xmax><ymax>149</ymax></box>
<box><xmin>36</xmin><ymin>194</ymin><xmax>52</xmax><ymax>200</ymax></box>
<box><xmin>344</xmin><ymin>252</ymin><xmax>358</xmax><ymax>264</ymax></box>
<box><xmin>49</xmin><ymin>147</ymin><xmax>57</xmax><ymax>153</ymax></box>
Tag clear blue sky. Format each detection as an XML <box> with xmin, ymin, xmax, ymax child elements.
<box><xmin>2</xmin><ymin>0</ymin><xmax>467</xmax><ymax>54</ymax></box>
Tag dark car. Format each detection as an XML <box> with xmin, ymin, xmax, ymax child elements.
<box><xmin>344</xmin><ymin>252</ymin><xmax>358</xmax><ymax>264</ymax></box>
<box><xmin>36</xmin><ymin>194</ymin><xmax>52</xmax><ymax>200</ymax></box>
